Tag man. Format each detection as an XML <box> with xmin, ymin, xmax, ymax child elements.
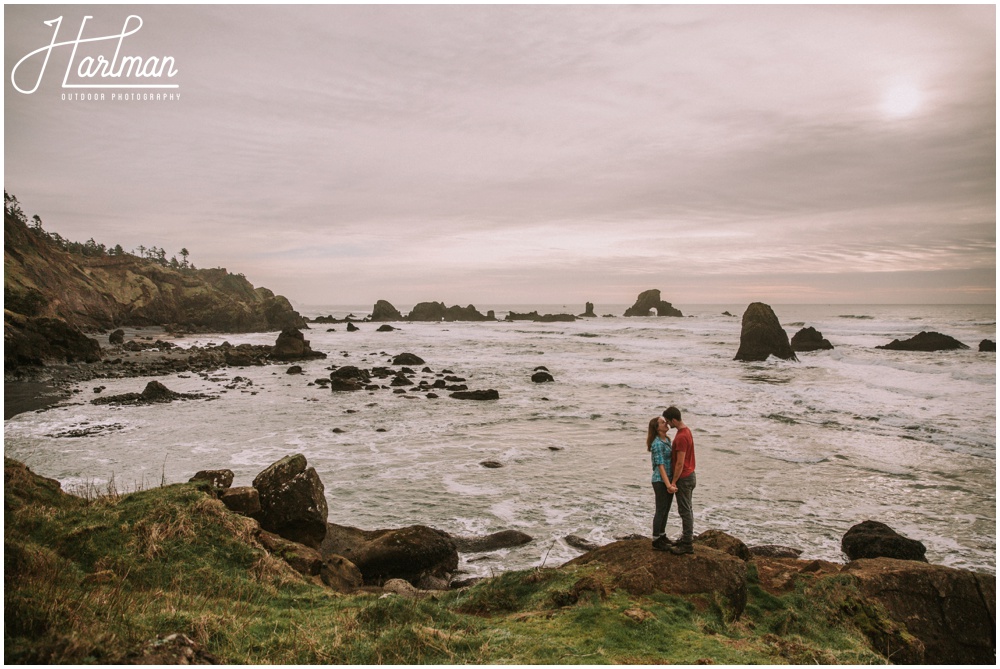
<box><xmin>663</xmin><ymin>406</ymin><xmax>696</xmax><ymax>555</ymax></box>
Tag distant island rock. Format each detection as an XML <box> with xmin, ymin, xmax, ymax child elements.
<box><xmin>407</xmin><ymin>302</ymin><xmax>490</xmax><ymax>322</ymax></box>
<box><xmin>579</xmin><ymin>302</ymin><xmax>597</xmax><ymax>318</ymax></box>
<box><xmin>876</xmin><ymin>331</ymin><xmax>969</xmax><ymax>352</ymax></box>
<box><xmin>505</xmin><ymin>311</ymin><xmax>576</xmax><ymax>322</ymax></box>
<box><xmin>623</xmin><ymin>289</ymin><xmax>682</xmax><ymax>317</ymax></box>
<box><xmin>790</xmin><ymin>326</ymin><xmax>834</xmax><ymax>352</ymax></box>
<box><xmin>371</xmin><ymin>300</ymin><xmax>404</xmax><ymax>321</ymax></box>
<box><xmin>734</xmin><ymin>302</ymin><xmax>797</xmax><ymax>362</ymax></box>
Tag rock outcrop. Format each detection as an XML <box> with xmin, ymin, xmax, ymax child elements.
<box><xmin>734</xmin><ymin>302</ymin><xmax>797</xmax><ymax>362</ymax></box>
<box><xmin>979</xmin><ymin>339</ymin><xmax>996</xmax><ymax>352</ymax></box>
<box><xmin>371</xmin><ymin>300</ymin><xmax>404</xmax><ymax>322</ymax></box>
<box><xmin>504</xmin><ymin>311</ymin><xmax>576</xmax><ymax>322</ymax></box>
<box><xmin>252</xmin><ymin>454</ymin><xmax>328</xmax><ymax>549</ymax></box>
<box><xmin>449</xmin><ymin>529</ymin><xmax>534</xmax><ymax>553</ymax></box>
<box><xmin>270</xmin><ymin>328</ymin><xmax>327</xmax><ymax>361</ymax></box>
<box><xmin>623</xmin><ymin>289</ymin><xmax>682</xmax><ymax>317</ymax></box>
<box><xmin>407</xmin><ymin>302</ymin><xmax>490</xmax><ymax>322</ymax></box>
<box><xmin>450</xmin><ymin>389</ymin><xmax>499</xmax><ymax>400</ymax></box>
<box><xmin>842</xmin><ymin>558</ymin><xmax>995</xmax><ymax>664</ymax></box>
<box><xmin>321</xmin><ymin>522</ymin><xmax>459</xmax><ymax>585</ymax></box>
<box><xmin>4</xmin><ymin>313</ymin><xmax>102</xmax><ymax>367</ymax></box>
<box><xmin>841</xmin><ymin>520</ymin><xmax>927</xmax><ymax>562</ymax></box>
<box><xmin>876</xmin><ymin>331</ymin><xmax>969</xmax><ymax>352</ymax></box>
<box><xmin>188</xmin><ymin>469</ymin><xmax>234</xmax><ymax>489</ymax></box>
<box><xmin>564</xmin><ymin>539</ymin><xmax>748</xmax><ymax>619</ymax></box>
<box><xmin>90</xmin><ymin>380</ymin><xmax>211</xmax><ymax>406</ymax></box>
<box><xmin>392</xmin><ymin>352</ymin><xmax>425</xmax><ymax>366</ymax></box>
<box><xmin>579</xmin><ymin>302</ymin><xmax>596</xmax><ymax>318</ymax></box>
<box><xmin>790</xmin><ymin>326</ymin><xmax>834</xmax><ymax>352</ymax></box>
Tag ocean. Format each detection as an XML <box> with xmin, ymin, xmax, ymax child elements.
<box><xmin>4</xmin><ymin>303</ymin><xmax>995</xmax><ymax>576</ymax></box>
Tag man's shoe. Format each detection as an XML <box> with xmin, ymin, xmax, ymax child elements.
<box><xmin>652</xmin><ymin>535</ymin><xmax>673</xmax><ymax>551</ymax></box>
<box><xmin>669</xmin><ymin>541</ymin><xmax>693</xmax><ymax>555</ymax></box>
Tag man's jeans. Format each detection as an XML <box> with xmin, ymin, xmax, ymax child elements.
<box><xmin>675</xmin><ymin>472</ymin><xmax>697</xmax><ymax>543</ymax></box>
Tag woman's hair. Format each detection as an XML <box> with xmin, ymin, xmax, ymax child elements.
<box><xmin>646</xmin><ymin>417</ymin><xmax>660</xmax><ymax>451</ymax></box>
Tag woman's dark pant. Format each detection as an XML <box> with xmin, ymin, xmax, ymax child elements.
<box><xmin>675</xmin><ymin>472</ymin><xmax>697</xmax><ymax>543</ymax></box>
<box><xmin>652</xmin><ymin>481</ymin><xmax>674</xmax><ymax>537</ymax></box>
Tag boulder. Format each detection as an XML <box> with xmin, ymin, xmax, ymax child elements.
<box><xmin>370</xmin><ymin>299</ymin><xmax>403</xmax><ymax>322</ymax></box>
<box><xmin>321</xmin><ymin>554</ymin><xmax>364</xmax><ymax>591</ymax></box>
<box><xmin>252</xmin><ymin>454</ymin><xmax>328</xmax><ymax>549</ymax></box>
<box><xmin>531</xmin><ymin>370</ymin><xmax>554</xmax><ymax>383</ymax></box>
<box><xmin>257</xmin><ymin>529</ymin><xmax>323</xmax><ymax>576</ymax></box>
<box><xmin>4</xmin><ymin>314</ymin><xmax>103</xmax><ymax>367</ymax></box>
<box><xmin>321</xmin><ymin>522</ymin><xmax>459</xmax><ymax>585</ymax></box>
<box><xmin>376</xmin><ymin>324</ymin><xmax>395</xmax><ymax>332</ymax></box>
<box><xmin>748</xmin><ymin>544</ymin><xmax>803</xmax><ymax>559</ymax></box>
<box><xmin>563</xmin><ymin>539</ymin><xmax>747</xmax><ymax>619</ymax></box>
<box><xmin>480</xmin><ymin>460</ymin><xmax>503</xmax><ymax>468</ymax></box>
<box><xmin>328</xmin><ymin>378</ymin><xmax>362</xmax><ymax>392</ymax></box>
<box><xmin>842</xmin><ymin>558</ymin><xmax>995</xmax><ymax>664</ymax></box>
<box><xmin>841</xmin><ymin>520</ymin><xmax>927</xmax><ymax>562</ymax></box>
<box><xmin>696</xmin><ymin>529</ymin><xmax>751</xmax><ymax>561</ymax></box>
<box><xmin>188</xmin><ymin>469</ymin><xmax>234</xmax><ymax>489</ymax></box>
<box><xmin>346</xmin><ymin>322</ymin><xmax>359</xmax><ymax>332</ymax></box>
<box><xmin>392</xmin><ymin>352</ymin><xmax>425</xmax><ymax>366</ymax></box>
<box><xmin>330</xmin><ymin>366</ymin><xmax>370</xmax><ymax>383</ymax></box>
<box><xmin>449</xmin><ymin>529</ymin><xmax>534</xmax><ymax>553</ymax></box>
<box><xmin>623</xmin><ymin>289</ymin><xmax>683</xmax><ymax>317</ymax></box>
<box><xmin>790</xmin><ymin>326</ymin><xmax>834</xmax><ymax>352</ymax></box>
<box><xmin>876</xmin><ymin>331</ymin><xmax>969</xmax><ymax>352</ymax></box>
<box><xmin>734</xmin><ymin>302</ymin><xmax>797</xmax><ymax>362</ymax></box>
<box><xmin>450</xmin><ymin>389</ymin><xmax>499</xmax><ymax>400</ymax></box>
<box><xmin>286</xmin><ymin>365</ymin><xmax>303</xmax><ymax>375</ymax></box>
<box><xmin>979</xmin><ymin>339</ymin><xmax>996</xmax><ymax>352</ymax></box>
<box><xmin>109</xmin><ymin>328</ymin><xmax>125</xmax><ymax>345</ymax></box>
<box><xmin>565</xmin><ymin>535</ymin><xmax>601</xmax><ymax>552</ymax></box>
<box><xmin>220</xmin><ymin>486</ymin><xmax>261</xmax><ymax>515</ymax></box>
<box><xmin>271</xmin><ymin>327</ymin><xmax>326</xmax><ymax>361</ymax></box>
<box><xmin>123</xmin><ymin>633</ymin><xmax>219</xmax><ymax>665</ymax></box>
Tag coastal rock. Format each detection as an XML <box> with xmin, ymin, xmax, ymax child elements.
<box><xmin>841</xmin><ymin>520</ymin><xmax>927</xmax><ymax>562</ymax></box>
<box><xmin>979</xmin><ymin>339</ymin><xmax>996</xmax><ymax>352</ymax></box>
<box><xmin>564</xmin><ymin>539</ymin><xmax>747</xmax><ymax>619</ymax></box>
<box><xmin>271</xmin><ymin>327</ymin><xmax>326</xmax><ymax>361</ymax></box>
<box><xmin>4</xmin><ymin>313</ymin><xmax>103</xmax><ymax>367</ymax></box>
<box><xmin>748</xmin><ymin>545</ymin><xmax>803</xmax><ymax>559</ymax></box>
<box><xmin>407</xmin><ymin>302</ymin><xmax>489</xmax><ymax>322</ymax></box>
<box><xmin>842</xmin><ymin>558</ymin><xmax>996</xmax><ymax>664</ymax></box>
<box><xmin>286</xmin><ymin>365</ymin><xmax>303</xmax><ymax>375</ymax></box>
<box><xmin>531</xmin><ymin>370</ymin><xmax>554</xmax><ymax>383</ymax></box>
<box><xmin>109</xmin><ymin>328</ymin><xmax>125</xmax><ymax>345</ymax></box>
<box><xmin>734</xmin><ymin>302</ymin><xmax>797</xmax><ymax>362</ymax></box>
<box><xmin>320</xmin><ymin>554</ymin><xmax>364</xmax><ymax>592</ymax></box>
<box><xmin>220</xmin><ymin>486</ymin><xmax>261</xmax><ymax>516</ymax></box>
<box><xmin>328</xmin><ymin>378</ymin><xmax>362</xmax><ymax>392</ymax></box>
<box><xmin>450</xmin><ymin>389</ymin><xmax>499</xmax><ymax>400</ymax></box>
<box><xmin>257</xmin><ymin>529</ymin><xmax>323</xmax><ymax>576</ymax></box>
<box><xmin>480</xmin><ymin>460</ymin><xmax>503</xmax><ymax>468</ymax></box>
<box><xmin>91</xmin><ymin>380</ymin><xmax>210</xmax><ymax>406</ymax></box>
<box><xmin>376</xmin><ymin>324</ymin><xmax>395</xmax><ymax>332</ymax></box>
<box><xmin>188</xmin><ymin>469</ymin><xmax>234</xmax><ymax>489</ymax></box>
<box><xmin>346</xmin><ymin>322</ymin><xmax>359</xmax><ymax>332</ymax></box>
<box><xmin>252</xmin><ymin>454</ymin><xmax>328</xmax><ymax>549</ymax></box>
<box><xmin>565</xmin><ymin>535</ymin><xmax>602</xmax><ymax>552</ymax></box>
<box><xmin>321</xmin><ymin>522</ymin><xmax>459</xmax><ymax>585</ymax></box>
<box><xmin>449</xmin><ymin>529</ymin><xmax>534</xmax><ymax>553</ymax></box>
<box><xmin>579</xmin><ymin>302</ymin><xmax>597</xmax><ymax>318</ymax></box>
<box><xmin>623</xmin><ymin>289</ymin><xmax>683</xmax><ymax>317</ymax></box>
<box><xmin>392</xmin><ymin>352</ymin><xmax>425</xmax><ymax>366</ymax></box>
<box><xmin>790</xmin><ymin>326</ymin><xmax>834</xmax><ymax>352</ymax></box>
<box><xmin>370</xmin><ymin>299</ymin><xmax>403</xmax><ymax>322</ymax></box>
<box><xmin>330</xmin><ymin>365</ymin><xmax>370</xmax><ymax>383</ymax></box>
<box><xmin>876</xmin><ymin>331</ymin><xmax>969</xmax><ymax>352</ymax></box>
<box><xmin>696</xmin><ymin>529</ymin><xmax>751</xmax><ymax>561</ymax></box>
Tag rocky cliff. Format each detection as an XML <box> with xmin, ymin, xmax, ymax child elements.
<box><xmin>5</xmin><ymin>210</ymin><xmax>306</xmax><ymax>366</ymax></box>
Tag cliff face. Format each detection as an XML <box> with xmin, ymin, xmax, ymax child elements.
<box><xmin>4</xmin><ymin>212</ymin><xmax>306</xmax><ymax>333</ymax></box>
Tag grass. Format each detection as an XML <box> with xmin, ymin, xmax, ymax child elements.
<box><xmin>5</xmin><ymin>457</ymin><xmax>893</xmax><ymax>664</ymax></box>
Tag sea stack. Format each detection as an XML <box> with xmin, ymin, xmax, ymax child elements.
<box><xmin>734</xmin><ymin>303</ymin><xmax>797</xmax><ymax>362</ymax></box>
<box><xmin>623</xmin><ymin>289</ymin><xmax>682</xmax><ymax>317</ymax></box>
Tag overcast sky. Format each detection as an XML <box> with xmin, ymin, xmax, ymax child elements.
<box><xmin>5</xmin><ymin>5</ymin><xmax>995</xmax><ymax>307</ymax></box>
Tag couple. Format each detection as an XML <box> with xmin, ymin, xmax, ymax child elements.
<box><xmin>646</xmin><ymin>406</ymin><xmax>696</xmax><ymax>555</ymax></box>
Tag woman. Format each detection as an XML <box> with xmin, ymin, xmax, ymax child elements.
<box><xmin>647</xmin><ymin>416</ymin><xmax>677</xmax><ymax>551</ymax></box>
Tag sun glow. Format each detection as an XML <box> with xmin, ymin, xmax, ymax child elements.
<box><xmin>880</xmin><ymin>82</ymin><xmax>922</xmax><ymax>119</ymax></box>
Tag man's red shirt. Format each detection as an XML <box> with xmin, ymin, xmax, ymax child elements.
<box><xmin>671</xmin><ymin>427</ymin><xmax>695</xmax><ymax>479</ymax></box>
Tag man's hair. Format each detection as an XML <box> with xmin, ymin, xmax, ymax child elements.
<box><xmin>662</xmin><ymin>406</ymin><xmax>682</xmax><ymax>422</ymax></box>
